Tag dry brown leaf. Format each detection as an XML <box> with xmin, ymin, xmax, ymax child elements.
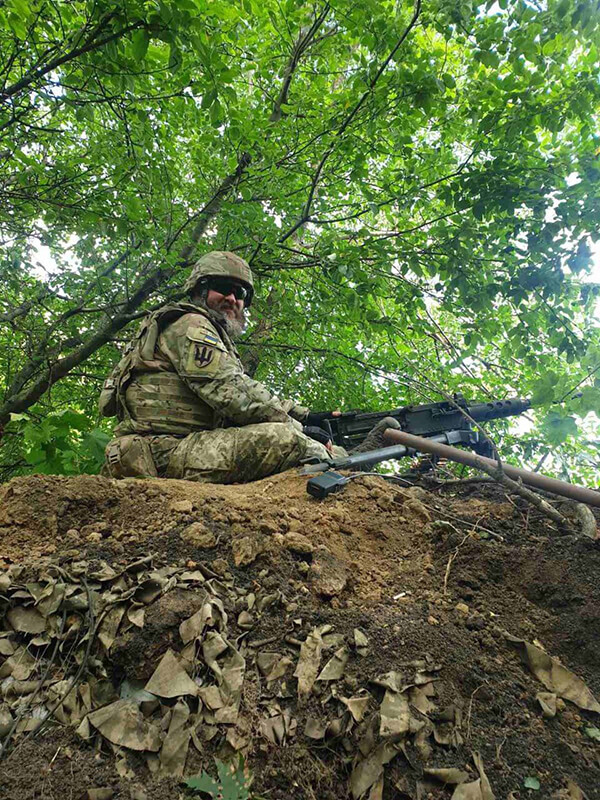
<box><xmin>83</xmin><ymin>789</ymin><xmax>114</xmax><ymax>800</ymax></box>
<box><xmin>47</xmin><ymin>679</ymin><xmax>82</xmax><ymax>724</ymax></box>
<box><xmin>144</xmin><ymin>650</ymin><xmax>198</xmax><ymax>698</ymax></box>
<box><xmin>115</xmin><ymin>758</ymin><xmax>136</xmax><ymax>780</ymax></box>
<box><xmin>294</xmin><ymin>626</ymin><xmax>323</xmax><ymax>700</ymax></box>
<box><xmin>159</xmin><ymin>706</ymin><xmax>190</xmax><ymax>778</ymax></box>
<box><xmin>0</xmin><ymin>706</ymin><xmax>13</xmax><ymax>737</ymax></box>
<box><xmin>372</xmin><ymin>672</ymin><xmax>405</xmax><ymax>693</ymax></box>
<box><xmin>507</xmin><ymin>635</ymin><xmax>600</xmax><ymax>713</ymax></box>
<box><xmin>340</xmin><ymin>694</ymin><xmax>370</xmax><ymax>723</ymax></box>
<box><xmin>127</xmin><ymin>606</ymin><xmax>145</xmax><ymax>628</ymax></box>
<box><xmin>451</xmin><ymin>781</ymin><xmax>487</xmax><ymax>800</ymax></box>
<box><xmin>134</xmin><ymin>577</ymin><xmax>165</xmax><ymax>605</ymax></box>
<box><xmin>474</xmin><ymin>752</ymin><xmax>494</xmax><ymax>800</ymax></box>
<box><xmin>261</xmin><ymin>709</ymin><xmax>296</xmax><ymax>745</ymax></box>
<box><xmin>97</xmin><ymin>604</ymin><xmax>126</xmax><ymax>652</ymax></box>
<box><xmin>226</xmin><ymin>727</ymin><xmax>250</xmax><ymax>751</ymax></box>
<box><xmin>350</xmin><ymin>741</ymin><xmax>399</xmax><ymax>799</ymax></box>
<box><xmin>87</xmin><ymin>700</ymin><xmax>161</xmax><ymax>751</ymax></box>
<box><xmin>536</xmin><ymin>691</ymin><xmax>557</xmax><ymax>718</ymax></box>
<box><xmin>89</xmin><ymin>562</ymin><xmax>118</xmax><ymax>582</ymax></box>
<box><xmin>0</xmin><ymin>638</ymin><xmax>15</xmax><ymax>656</ymax></box>
<box><xmin>394</xmin><ymin>776</ymin><xmax>414</xmax><ymax>798</ymax></box>
<box><xmin>317</xmin><ymin>646</ymin><xmax>349</xmax><ymax>682</ymax></box>
<box><xmin>257</xmin><ymin>652</ymin><xmax>293</xmax><ymax>682</ymax></box>
<box><xmin>198</xmin><ymin>685</ymin><xmax>224</xmax><ymax>710</ymax></box>
<box><xmin>354</xmin><ymin>628</ymin><xmax>369</xmax><ymax>657</ymax></box>
<box><xmin>410</xmin><ymin>685</ymin><xmax>436</xmax><ymax>715</ymax></box>
<box><xmin>6</xmin><ymin>606</ymin><xmax>46</xmax><ymax>634</ymax></box>
<box><xmin>205</xmin><ymin>597</ymin><xmax>228</xmax><ymax>629</ymax></box>
<box><xmin>0</xmin><ymin>646</ymin><xmax>37</xmax><ymax>679</ymax></box>
<box><xmin>179</xmin><ymin>604</ymin><xmax>208</xmax><ymax>645</ymax></box>
<box><xmin>368</xmin><ymin>774</ymin><xmax>384</xmax><ymax>800</ymax></box>
<box><xmin>433</xmin><ymin>721</ymin><xmax>457</xmax><ymax>746</ymax></box>
<box><xmin>36</xmin><ymin>583</ymin><xmax>65</xmax><ymax>617</ymax></box>
<box><xmin>304</xmin><ymin>716</ymin><xmax>327</xmax><ymax>739</ymax></box>
<box><xmin>197</xmin><ymin>633</ymin><xmax>245</xmax><ymax>723</ymax></box>
<box><xmin>380</xmin><ymin>690</ymin><xmax>410</xmax><ymax>737</ymax></box>
<box><xmin>564</xmin><ymin>780</ymin><xmax>587</xmax><ymax>799</ymax></box>
<box><xmin>179</xmin><ymin>570</ymin><xmax>207</xmax><ymax>583</ymax></box>
<box><xmin>414</xmin><ymin>723</ymin><xmax>433</xmax><ymax>761</ymax></box>
<box><xmin>220</xmin><ymin>645</ymin><xmax>246</xmax><ymax>697</ymax></box>
<box><xmin>322</xmin><ymin>632</ymin><xmax>346</xmax><ymax>650</ymax></box>
<box><xmin>425</xmin><ymin>768</ymin><xmax>470</xmax><ymax>785</ymax></box>
<box><xmin>237</xmin><ymin>610</ymin><xmax>254</xmax><ymax>629</ymax></box>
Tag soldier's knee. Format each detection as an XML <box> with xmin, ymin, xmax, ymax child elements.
<box><xmin>252</xmin><ymin>422</ymin><xmax>302</xmax><ymax>448</ymax></box>
<box><xmin>104</xmin><ymin>435</ymin><xmax>158</xmax><ymax>479</ymax></box>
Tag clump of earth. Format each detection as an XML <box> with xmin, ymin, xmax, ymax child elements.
<box><xmin>0</xmin><ymin>470</ymin><xmax>599</xmax><ymax>800</ymax></box>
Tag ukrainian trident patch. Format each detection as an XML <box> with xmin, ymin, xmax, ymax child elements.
<box><xmin>195</xmin><ymin>345</ymin><xmax>215</xmax><ymax>368</ymax></box>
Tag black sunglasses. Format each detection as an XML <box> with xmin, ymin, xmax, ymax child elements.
<box><xmin>205</xmin><ymin>278</ymin><xmax>248</xmax><ymax>302</ymax></box>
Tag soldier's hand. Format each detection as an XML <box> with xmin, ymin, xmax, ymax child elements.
<box><xmin>302</xmin><ymin>425</ymin><xmax>332</xmax><ymax>448</ymax></box>
<box><xmin>305</xmin><ymin>410</ymin><xmax>341</xmax><ymax>426</ymax></box>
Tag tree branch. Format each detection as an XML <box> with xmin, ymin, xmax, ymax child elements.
<box><xmin>279</xmin><ymin>0</ymin><xmax>422</xmax><ymax>243</ymax></box>
<box><xmin>1</xmin><ymin>13</ymin><xmax>142</xmax><ymax>101</ymax></box>
<box><xmin>0</xmin><ymin>7</ymin><xmax>333</xmax><ymax>423</ymax></box>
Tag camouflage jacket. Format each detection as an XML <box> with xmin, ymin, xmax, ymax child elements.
<box><xmin>99</xmin><ymin>303</ymin><xmax>308</xmax><ymax>436</ymax></box>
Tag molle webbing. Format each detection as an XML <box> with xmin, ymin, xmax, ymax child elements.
<box><xmin>125</xmin><ymin>371</ymin><xmax>214</xmax><ymax>432</ymax></box>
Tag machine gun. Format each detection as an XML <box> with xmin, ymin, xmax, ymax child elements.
<box><xmin>321</xmin><ymin>395</ymin><xmax>531</xmax><ymax>451</ymax></box>
<box><xmin>302</xmin><ymin>395</ymin><xmax>532</xmax><ymax>498</ymax></box>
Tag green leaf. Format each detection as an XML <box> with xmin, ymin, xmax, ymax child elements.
<box><xmin>531</xmin><ymin>373</ymin><xmax>558</xmax><ymax>405</ymax></box>
<box><xmin>478</xmin><ymin>50</ymin><xmax>500</xmax><ymax>68</ymax></box>
<box><xmin>186</xmin><ymin>772</ymin><xmax>220</xmax><ymax>794</ymax></box>
<box><xmin>186</xmin><ymin>757</ymin><xmax>250</xmax><ymax>798</ymax></box>
<box><xmin>543</xmin><ymin>412</ymin><xmax>578</xmax><ymax>444</ymax></box>
<box><xmin>524</xmin><ymin>777</ymin><xmax>540</xmax><ymax>790</ymax></box>
<box><xmin>585</xmin><ymin>726</ymin><xmax>600</xmax><ymax>741</ymax></box>
<box><xmin>131</xmin><ymin>29</ymin><xmax>150</xmax><ymax>61</ymax></box>
<box><xmin>201</xmin><ymin>88</ymin><xmax>217</xmax><ymax>109</ymax></box>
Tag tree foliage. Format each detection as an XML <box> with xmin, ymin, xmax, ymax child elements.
<box><xmin>1</xmin><ymin>0</ymin><xmax>599</xmax><ymax>481</ymax></box>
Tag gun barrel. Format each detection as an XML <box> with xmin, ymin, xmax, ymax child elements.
<box><xmin>327</xmin><ymin>396</ymin><xmax>532</xmax><ymax>449</ymax></box>
<box><xmin>467</xmin><ymin>397</ymin><xmax>531</xmax><ymax>422</ymax></box>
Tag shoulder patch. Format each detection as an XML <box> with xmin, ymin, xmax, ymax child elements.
<box><xmin>186</xmin><ymin>326</ymin><xmax>225</xmax><ymax>349</ymax></box>
<box><xmin>182</xmin><ymin>328</ymin><xmax>225</xmax><ymax>378</ymax></box>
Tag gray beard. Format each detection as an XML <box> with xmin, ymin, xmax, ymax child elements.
<box><xmin>192</xmin><ymin>296</ymin><xmax>247</xmax><ymax>341</ymax></box>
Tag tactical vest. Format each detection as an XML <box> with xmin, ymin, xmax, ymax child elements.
<box><xmin>99</xmin><ymin>303</ymin><xmax>231</xmax><ymax>436</ymax></box>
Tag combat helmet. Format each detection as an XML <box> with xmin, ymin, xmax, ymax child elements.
<box><xmin>184</xmin><ymin>251</ymin><xmax>254</xmax><ymax>306</ymax></box>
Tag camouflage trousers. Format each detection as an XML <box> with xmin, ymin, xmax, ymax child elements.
<box><xmin>103</xmin><ymin>423</ymin><xmax>344</xmax><ymax>484</ymax></box>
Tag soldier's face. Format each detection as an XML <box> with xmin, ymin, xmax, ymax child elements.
<box><xmin>206</xmin><ymin>287</ymin><xmax>245</xmax><ymax>321</ymax></box>
<box><xmin>205</xmin><ymin>285</ymin><xmax>247</xmax><ymax>339</ymax></box>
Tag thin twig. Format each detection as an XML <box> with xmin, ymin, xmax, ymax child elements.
<box><xmin>442</xmin><ymin>529</ymin><xmax>473</xmax><ymax>595</ymax></box>
<box><xmin>390</xmin><ymin>476</ymin><xmax>504</xmax><ymax>540</ymax></box>
<box><xmin>466</xmin><ymin>682</ymin><xmax>488</xmax><ymax>742</ymax></box>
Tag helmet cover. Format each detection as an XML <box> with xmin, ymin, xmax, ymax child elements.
<box><xmin>184</xmin><ymin>251</ymin><xmax>254</xmax><ymax>305</ymax></box>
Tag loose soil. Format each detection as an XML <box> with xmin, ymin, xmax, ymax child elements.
<box><xmin>0</xmin><ymin>470</ymin><xmax>599</xmax><ymax>800</ymax></box>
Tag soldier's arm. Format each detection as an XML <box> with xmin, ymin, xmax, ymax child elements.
<box><xmin>279</xmin><ymin>398</ymin><xmax>309</xmax><ymax>422</ymax></box>
<box><xmin>160</xmin><ymin>314</ymin><xmax>303</xmax><ymax>426</ymax></box>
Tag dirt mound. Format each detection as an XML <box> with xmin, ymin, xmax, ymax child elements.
<box><xmin>0</xmin><ymin>471</ymin><xmax>599</xmax><ymax>799</ymax></box>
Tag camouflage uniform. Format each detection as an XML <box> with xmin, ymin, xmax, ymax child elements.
<box><xmin>100</xmin><ymin>302</ymin><xmax>335</xmax><ymax>483</ymax></box>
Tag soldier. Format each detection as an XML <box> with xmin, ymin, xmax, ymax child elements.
<box><xmin>99</xmin><ymin>251</ymin><xmax>396</xmax><ymax>483</ymax></box>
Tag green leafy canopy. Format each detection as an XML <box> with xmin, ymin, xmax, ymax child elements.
<box><xmin>1</xmin><ymin>0</ymin><xmax>599</xmax><ymax>481</ymax></box>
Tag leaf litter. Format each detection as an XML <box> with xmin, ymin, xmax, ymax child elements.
<box><xmin>0</xmin><ymin>471</ymin><xmax>599</xmax><ymax>799</ymax></box>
